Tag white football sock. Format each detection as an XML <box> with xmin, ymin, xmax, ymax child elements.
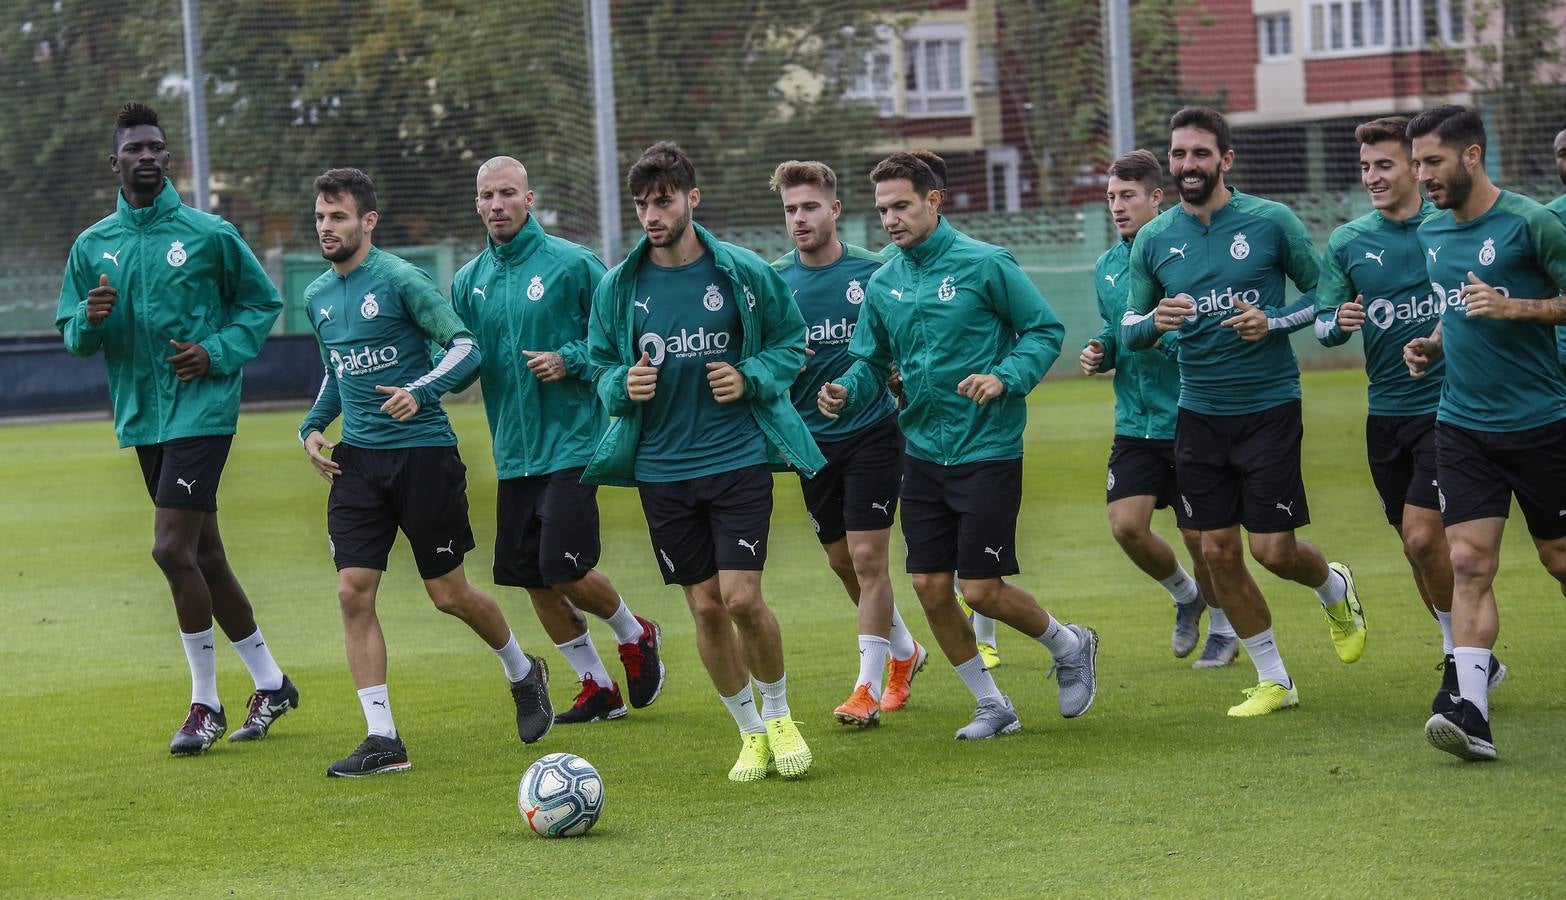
<box><xmin>754</xmin><ymin>674</ymin><xmax>790</xmax><ymax>720</ymax></box>
<box><xmin>972</xmin><ymin>612</ymin><xmax>997</xmax><ymax>646</ymax></box>
<box><xmin>180</xmin><ymin>627</ymin><xmax>221</xmax><ymax>711</ymax></box>
<box><xmin>954</xmin><ymin>653</ymin><xmax>1003</xmax><ymax>703</ymax></box>
<box><xmin>856</xmin><ymin>635</ymin><xmax>890</xmax><ymax>698</ymax></box>
<box><xmin>1241</xmin><ymin>628</ymin><xmax>1290</xmax><ymax>687</ymax></box>
<box><xmin>1207</xmin><ymin>607</ymin><xmax>1237</xmax><ymax>637</ymax></box>
<box><xmin>602</xmin><ymin>599</ymin><xmax>644</xmax><ymax>645</ymax></box>
<box><xmin>494</xmin><ymin>632</ymin><xmax>533</xmax><ymax>682</ymax></box>
<box><xmin>1314</xmin><ymin>568</ymin><xmax>1347</xmax><ymax>607</ymax></box>
<box><xmin>887</xmin><ymin>605</ymin><xmax>917</xmax><ymax>659</ymax></box>
<box><xmin>358</xmin><ymin>684</ymin><xmax>396</xmax><ymax>738</ymax></box>
<box><xmin>1453</xmin><ymin>647</ymin><xmax>1492</xmax><ymax>719</ymax></box>
<box><xmin>1435</xmin><ymin>610</ymin><xmax>1455</xmax><ymax>655</ymax></box>
<box><xmin>720</xmin><ymin>684</ymin><xmax>765</xmax><ymax>734</ymax></box>
<box><xmin>1160</xmin><ymin>565</ymin><xmax>1201</xmax><ymax>606</ymax></box>
<box><xmin>230</xmin><ymin>628</ymin><xmax>284</xmax><ymax>692</ymax></box>
<box><xmin>556</xmin><ymin>632</ymin><xmax>614</xmax><ymax>688</ymax></box>
<box><xmin>1036</xmin><ymin>616</ymin><xmax>1081</xmax><ymax>660</ymax></box>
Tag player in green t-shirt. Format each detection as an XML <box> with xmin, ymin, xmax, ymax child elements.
<box><xmin>1315</xmin><ymin>116</ymin><xmax>1508</xmax><ymax>719</ymax></box>
<box><xmin>768</xmin><ymin>160</ymin><xmax>926</xmax><ymax>728</ymax></box>
<box><xmin>1548</xmin><ymin>121</ymin><xmax>1566</xmax><ymax>374</ymax></box>
<box><xmin>1121</xmin><ymin>107</ymin><xmax>1367</xmax><ymax>718</ymax></box>
<box><xmin>1400</xmin><ymin>107</ymin><xmax>1566</xmax><ymax>762</ymax></box>
<box><xmin>299</xmin><ymin>169</ymin><xmax>553</xmax><ymax>777</ymax></box>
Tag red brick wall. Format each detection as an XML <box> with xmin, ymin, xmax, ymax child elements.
<box><xmin>1179</xmin><ymin>0</ymin><xmax>1259</xmax><ymax>112</ymax></box>
<box><xmin>1304</xmin><ymin>50</ymin><xmax>1466</xmax><ymax>103</ymax></box>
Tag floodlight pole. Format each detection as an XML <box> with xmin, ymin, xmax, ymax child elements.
<box><xmin>180</xmin><ymin>0</ymin><xmax>212</xmax><ymax>211</ymax></box>
<box><xmin>588</xmin><ymin>0</ymin><xmax>622</xmax><ymax>262</ymax></box>
<box><xmin>1104</xmin><ymin>0</ymin><xmax>1134</xmax><ymax>158</ymax></box>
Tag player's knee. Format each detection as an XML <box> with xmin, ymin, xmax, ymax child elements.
<box><xmin>1200</xmin><ymin>535</ymin><xmax>1244</xmax><ymax>572</ymax></box>
<box><xmin>337</xmin><ymin>581</ymin><xmax>376</xmax><ymax>614</ymax></box>
<box><xmin>1107</xmin><ymin>511</ymin><xmax>1147</xmax><ymax>548</ymax></box>
<box><xmin>1401</xmin><ymin>525</ymin><xmax>1446</xmax><ymax>570</ymax></box>
<box><xmin>687</xmin><ymin>592</ymin><xmax>731</xmax><ymax>632</ymax></box>
<box><xmin>1448</xmin><ymin>541</ymin><xmax>1498</xmax><ymax>583</ymax></box>
<box><xmin>1537</xmin><ymin>545</ymin><xmax>1566</xmax><ymax>585</ymax></box>
<box><xmin>1247</xmin><ymin>536</ymin><xmax>1296</xmax><ymax>574</ymax></box>
<box><xmin>909</xmin><ymin>573</ymin><xmax>951</xmax><ymax>609</ymax></box>
<box><xmin>958</xmin><ymin>578</ymin><xmax>1001</xmax><ymax>611</ymax></box>
<box><xmin>150</xmin><ymin>537</ymin><xmax>199</xmax><ymax>575</ymax></box>
<box><xmin>848</xmin><ymin>543</ymin><xmax>887</xmax><ymax>582</ymax></box>
<box><xmin>427</xmin><ymin>583</ymin><xmax>472</xmax><ymax>617</ymax></box>
<box><xmin>828</xmin><ymin>555</ymin><xmax>858</xmax><ymax>586</ymax></box>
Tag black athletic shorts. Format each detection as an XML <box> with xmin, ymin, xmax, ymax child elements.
<box><xmin>1175</xmin><ymin>400</ymin><xmax>1310</xmax><ymax>533</ymax></box>
<box><xmin>638</xmin><ymin>464</ymin><xmax>773</xmax><ymax>586</ymax></box>
<box><xmin>1434</xmin><ymin>419</ymin><xmax>1566</xmax><ymax>539</ymax></box>
<box><xmin>493</xmin><ymin>468</ymin><xmax>600</xmax><ymax>589</ymax></box>
<box><xmin>136</xmin><ymin>435</ymin><xmax>232</xmax><ymax>512</ymax></box>
<box><xmin>327</xmin><ymin>443</ymin><xmax>476</xmax><ymax>580</ymax></box>
<box><xmin>901</xmin><ymin>455</ymin><xmax>1022</xmax><ymax>580</ymax></box>
<box><xmin>1105</xmin><ymin>435</ymin><xmax>1192</xmax><ymax>528</ymax></box>
<box><xmin>1366</xmin><ymin>413</ymin><xmax>1440</xmax><ymax>526</ymax></box>
<box><xmin>798</xmin><ymin>413</ymin><xmax>903</xmax><ymax>544</ymax></box>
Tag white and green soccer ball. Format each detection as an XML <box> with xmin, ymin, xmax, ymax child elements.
<box><xmin>519</xmin><ymin>753</ymin><xmax>604</xmax><ymax>838</ymax></box>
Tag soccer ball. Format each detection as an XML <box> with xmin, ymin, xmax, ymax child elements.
<box><xmin>518</xmin><ymin>753</ymin><xmax>605</xmax><ymax>837</ymax></box>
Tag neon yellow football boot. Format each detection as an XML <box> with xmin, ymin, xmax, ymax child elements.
<box><xmin>728</xmin><ymin>731</ymin><xmax>771</xmax><ymax>783</ymax></box>
<box><xmin>1227</xmin><ymin>680</ymin><xmax>1300</xmax><ymax>717</ymax></box>
<box><xmin>1323</xmin><ymin>561</ymin><xmax>1366</xmax><ymax>664</ymax></box>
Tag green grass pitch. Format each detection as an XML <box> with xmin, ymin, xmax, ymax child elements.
<box><xmin>3</xmin><ymin>369</ymin><xmax>1563</xmax><ymax>897</ymax></box>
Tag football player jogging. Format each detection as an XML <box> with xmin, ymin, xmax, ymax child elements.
<box><xmin>452</xmin><ymin>157</ymin><xmax>665</xmax><ymax>726</ymax></box>
<box><xmin>820</xmin><ymin>152</ymin><xmax>1100</xmax><ymax>740</ymax></box>
<box><xmin>1313</xmin><ymin>117</ymin><xmax>1507</xmax><ymax>716</ymax></box>
<box><xmin>1080</xmin><ymin>150</ymin><xmax>1230</xmax><ymax>666</ymax></box>
<box><xmin>768</xmin><ymin>160</ymin><xmax>927</xmax><ymax>728</ymax></box>
<box><xmin>1400</xmin><ymin>106</ymin><xmax>1566</xmax><ymax>761</ymax></box>
<box><xmin>584</xmin><ymin>143</ymin><xmax>826</xmax><ymax>782</ymax></box>
<box><xmin>299</xmin><ymin>168</ymin><xmax>552</xmax><ymax>777</ymax></box>
<box><xmin>1122</xmin><ymin>107</ymin><xmax>1367</xmax><ymax>718</ymax></box>
<box><xmin>57</xmin><ymin>103</ymin><xmax>295</xmax><ymax>755</ymax></box>
<box><xmin>1549</xmin><ymin>121</ymin><xmax>1566</xmax><ymax>376</ymax></box>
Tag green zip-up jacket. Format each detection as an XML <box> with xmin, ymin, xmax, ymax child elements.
<box><xmin>56</xmin><ymin>179</ymin><xmax>281</xmax><ymax>448</ymax></box>
<box><xmin>583</xmin><ymin>222</ymin><xmax>826</xmax><ymax>487</ymax></box>
<box><xmin>836</xmin><ymin>217</ymin><xmax>1065</xmax><ymax>465</ymax></box>
<box><xmin>1548</xmin><ymin>194</ymin><xmax>1566</xmax><ymax>369</ymax></box>
<box><xmin>452</xmin><ymin>214</ymin><xmax>608</xmax><ymax>478</ymax></box>
<box><xmin>1091</xmin><ymin>236</ymin><xmax>1179</xmax><ymax>440</ymax></box>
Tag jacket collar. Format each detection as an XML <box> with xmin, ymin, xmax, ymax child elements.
<box><xmin>898</xmin><ymin>216</ymin><xmax>957</xmax><ymax>267</ymax></box>
<box><xmin>488</xmin><ymin>213</ymin><xmax>547</xmax><ymax>265</ymax></box>
<box><xmin>1376</xmin><ymin>199</ymin><xmax>1437</xmax><ymax>230</ymax></box>
<box><xmin>116</xmin><ymin>178</ymin><xmax>182</xmax><ymax>228</ymax></box>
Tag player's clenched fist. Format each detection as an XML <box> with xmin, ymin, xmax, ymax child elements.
<box><xmin>818</xmin><ymin>382</ymin><xmax>847</xmax><ymax>420</ymax></box>
<box><xmin>1079</xmin><ymin>339</ymin><xmax>1105</xmax><ymax>375</ymax></box>
<box><xmin>1336</xmin><ymin>294</ymin><xmax>1365</xmax><ymax>333</ymax></box>
<box><xmin>706</xmin><ymin>361</ymin><xmax>745</xmax><ymax>404</ymax></box>
<box><xmin>1154</xmin><ymin>294</ymin><xmax>1196</xmax><ymax>332</ymax></box>
<box><xmin>627</xmin><ymin>350</ymin><xmax>658</xmax><ymax>401</ymax></box>
<box><xmin>86</xmin><ymin>273</ymin><xmax>117</xmax><ymax>325</ymax></box>
<box><xmin>957</xmin><ymin>373</ymin><xmax>1004</xmax><ymax>406</ymax></box>
<box><xmin>302</xmin><ymin>430</ymin><xmax>341</xmax><ymax>483</ymax></box>
<box><xmin>1404</xmin><ymin>335</ymin><xmax>1442</xmax><ymax>377</ymax></box>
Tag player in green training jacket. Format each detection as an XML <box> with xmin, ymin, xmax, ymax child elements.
<box><xmin>768</xmin><ymin>159</ymin><xmax>927</xmax><ymax>729</ymax></box>
<box><xmin>1314</xmin><ymin>116</ymin><xmax>1507</xmax><ymax>720</ymax></box>
<box><xmin>1549</xmin><ymin>122</ymin><xmax>1566</xmax><ymax>375</ymax></box>
<box><xmin>1121</xmin><ymin>107</ymin><xmax>1366</xmax><ymax>718</ymax></box>
<box><xmin>1399</xmin><ymin>107</ymin><xmax>1566</xmax><ymax>762</ymax></box>
<box><xmin>298</xmin><ymin>168</ymin><xmax>552</xmax><ymax>777</ymax></box>
<box><xmin>585</xmin><ymin>143</ymin><xmax>823</xmax><ymax>783</ymax></box>
<box><xmin>1080</xmin><ymin>149</ymin><xmax>1229</xmax><ymax>668</ymax></box>
<box><xmin>451</xmin><ymin>156</ymin><xmax>665</xmax><ymax>727</ymax></box>
<box><xmin>820</xmin><ymin>152</ymin><xmax>1100</xmax><ymax>740</ymax></box>
<box><xmin>57</xmin><ymin>103</ymin><xmax>295</xmax><ymax>756</ymax></box>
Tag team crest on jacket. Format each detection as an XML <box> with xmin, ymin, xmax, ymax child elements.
<box><xmin>361</xmin><ymin>292</ymin><xmax>379</xmax><ymax>319</ymax></box>
<box><xmin>166</xmin><ymin>240</ymin><xmax>187</xmax><ymax>267</ymax></box>
<box><xmin>1230</xmin><ymin>233</ymin><xmax>1250</xmax><ymax>260</ymax></box>
<box><xmin>1479</xmin><ymin>238</ymin><xmax>1496</xmax><ymax>266</ymax></box>
<box><xmin>703</xmin><ymin>283</ymin><xmax>724</xmax><ymax>311</ymax></box>
<box><xmin>846</xmin><ymin>279</ymin><xmax>865</xmax><ymax>305</ymax></box>
<box><xmin>937</xmin><ymin>276</ymin><xmax>956</xmax><ymax>302</ymax></box>
<box><xmin>527</xmin><ymin>274</ymin><xmax>545</xmax><ymax>301</ymax></box>
<box><xmin>743</xmin><ymin>284</ymin><xmax>757</xmax><ymax>310</ymax></box>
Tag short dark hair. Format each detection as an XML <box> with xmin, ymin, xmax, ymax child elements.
<box><xmin>1170</xmin><ymin>106</ymin><xmax>1232</xmax><ymax>156</ymax></box>
<box><xmin>1354</xmin><ymin>116</ymin><xmax>1412</xmax><ymax>151</ymax></box>
<box><xmin>908</xmin><ymin>149</ymin><xmax>947</xmax><ymax>188</ymax></box>
<box><xmin>1407</xmin><ymin>105</ymin><xmax>1486</xmax><ymax>159</ymax></box>
<box><xmin>1108</xmin><ymin>149</ymin><xmax>1163</xmax><ymax>192</ymax></box>
<box><xmin>628</xmin><ymin>141</ymin><xmax>697</xmax><ymax>197</ymax></box>
<box><xmin>869</xmin><ymin>152</ymin><xmax>939</xmax><ymax>197</ymax></box>
<box><xmin>314</xmin><ymin>167</ymin><xmax>378</xmax><ymax>216</ymax></box>
<box><xmin>113</xmin><ymin>102</ymin><xmax>163</xmax><ymax>152</ymax></box>
<box><xmin>769</xmin><ymin>160</ymin><xmax>837</xmax><ymax>196</ymax></box>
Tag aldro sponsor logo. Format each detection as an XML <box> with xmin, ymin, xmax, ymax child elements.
<box><xmin>330</xmin><ymin>345</ymin><xmax>400</xmax><ymax>378</ymax></box>
<box><xmin>1428</xmin><ymin>280</ymin><xmax>1509</xmax><ymax>317</ymax></box>
<box><xmin>807</xmin><ymin>317</ymin><xmax>855</xmax><ymax>346</ymax></box>
<box><xmin>1188</xmin><ymin>286</ymin><xmax>1262</xmax><ymax>319</ymax></box>
<box><xmin>1365</xmin><ymin>291</ymin><xmax>1444</xmax><ymax>330</ymax></box>
<box><xmin>638</xmin><ymin>327</ymin><xmax>731</xmax><ymax>365</ymax></box>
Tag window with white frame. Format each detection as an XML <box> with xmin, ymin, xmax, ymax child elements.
<box><xmin>987</xmin><ymin>146</ymin><xmax>1021</xmax><ymax>213</ymax></box>
<box><xmin>1259</xmin><ymin>13</ymin><xmax>1293</xmax><ymax>61</ymax></box>
<box><xmin>903</xmin><ymin>23</ymin><xmax>970</xmax><ymax>117</ymax></box>
<box><xmin>1309</xmin><ymin>0</ymin><xmax>1466</xmax><ymax>57</ymax></box>
<box><xmin>843</xmin><ymin>26</ymin><xmax>896</xmax><ymax>118</ymax></box>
